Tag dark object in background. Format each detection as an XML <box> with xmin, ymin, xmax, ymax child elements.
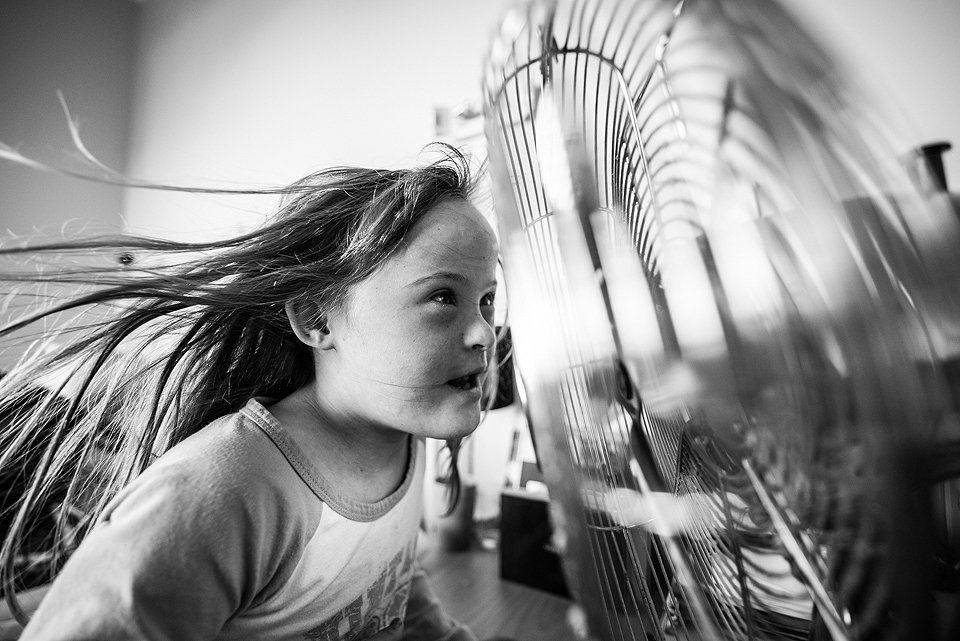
<box><xmin>908</xmin><ymin>141</ymin><xmax>952</xmax><ymax>193</ymax></box>
<box><xmin>437</xmin><ymin>483</ymin><xmax>477</xmax><ymax>552</ymax></box>
<box><xmin>499</xmin><ymin>489</ymin><xmax>570</xmax><ymax>598</ymax></box>
<box><xmin>486</xmin><ymin>327</ymin><xmax>515</xmax><ymax>410</ymax></box>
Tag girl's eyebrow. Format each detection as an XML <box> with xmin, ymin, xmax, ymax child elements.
<box><xmin>407</xmin><ymin>271</ymin><xmax>498</xmax><ymax>290</ymax></box>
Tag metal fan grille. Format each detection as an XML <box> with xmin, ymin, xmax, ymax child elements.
<box><xmin>483</xmin><ymin>0</ymin><xmax>960</xmax><ymax>639</ymax></box>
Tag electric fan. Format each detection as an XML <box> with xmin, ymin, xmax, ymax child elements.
<box><xmin>481</xmin><ymin>0</ymin><xmax>960</xmax><ymax>639</ymax></box>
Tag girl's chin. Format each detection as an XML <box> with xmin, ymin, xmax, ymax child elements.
<box><xmin>429</xmin><ymin>413</ymin><xmax>482</xmax><ymax>441</ymax></box>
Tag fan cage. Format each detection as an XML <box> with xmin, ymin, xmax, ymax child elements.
<box><xmin>483</xmin><ymin>0</ymin><xmax>960</xmax><ymax>639</ymax></box>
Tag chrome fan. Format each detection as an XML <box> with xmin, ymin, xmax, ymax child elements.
<box><xmin>482</xmin><ymin>0</ymin><xmax>960</xmax><ymax>639</ymax></box>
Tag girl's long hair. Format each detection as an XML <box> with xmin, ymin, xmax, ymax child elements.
<box><xmin>0</xmin><ymin>144</ymin><xmax>483</xmax><ymax>618</ymax></box>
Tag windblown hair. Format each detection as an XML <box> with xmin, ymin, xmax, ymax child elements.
<box><xmin>0</xmin><ymin>145</ymin><xmax>484</xmax><ymax>615</ymax></box>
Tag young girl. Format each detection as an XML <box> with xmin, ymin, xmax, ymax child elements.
<box><xmin>0</xmin><ymin>146</ymin><xmax>498</xmax><ymax>640</ymax></box>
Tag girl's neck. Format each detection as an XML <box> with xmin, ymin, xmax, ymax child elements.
<box><xmin>267</xmin><ymin>384</ymin><xmax>412</xmax><ymax>504</ymax></box>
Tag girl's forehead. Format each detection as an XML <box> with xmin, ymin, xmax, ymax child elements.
<box><xmin>362</xmin><ymin>200</ymin><xmax>498</xmax><ymax>290</ymax></box>
<box><xmin>340</xmin><ymin>202</ymin><xmax>499</xmax><ymax>311</ymax></box>
<box><xmin>403</xmin><ymin>199</ymin><xmax>498</xmax><ymax>261</ymax></box>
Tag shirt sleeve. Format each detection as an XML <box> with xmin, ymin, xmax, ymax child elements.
<box><xmin>19</xmin><ymin>447</ymin><xmax>297</xmax><ymax>641</ymax></box>
<box><xmin>400</xmin><ymin>565</ymin><xmax>478</xmax><ymax>641</ymax></box>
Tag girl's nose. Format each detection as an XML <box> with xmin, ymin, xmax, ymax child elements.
<box><xmin>467</xmin><ymin>312</ymin><xmax>496</xmax><ymax>352</ymax></box>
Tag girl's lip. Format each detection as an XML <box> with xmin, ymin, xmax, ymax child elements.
<box><xmin>446</xmin><ymin>369</ymin><xmax>487</xmax><ymax>391</ymax></box>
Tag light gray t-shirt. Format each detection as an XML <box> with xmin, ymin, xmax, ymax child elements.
<box><xmin>21</xmin><ymin>399</ymin><xmax>473</xmax><ymax>641</ymax></box>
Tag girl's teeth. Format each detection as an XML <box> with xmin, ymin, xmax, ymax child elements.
<box><xmin>449</xmin><ymin>375</ymin><xmax>474</xmax><ymax>390</ymax></box>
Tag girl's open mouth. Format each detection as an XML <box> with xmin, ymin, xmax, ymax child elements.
<box><xmin>447</xmin><ymin>373</ymin><xmax>480</xmax><ymax>391</ymax></box>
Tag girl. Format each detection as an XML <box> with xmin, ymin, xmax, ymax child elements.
<box><xmin>0</xmin><ymin>146</ymin><xmax>498</xmax><ymax>640</ymax></box>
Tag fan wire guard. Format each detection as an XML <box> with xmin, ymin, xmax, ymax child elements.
<box><xmin>482</xmin><ymin>0</ymin><xmax>960</xmax><ymax>639</ymax></box>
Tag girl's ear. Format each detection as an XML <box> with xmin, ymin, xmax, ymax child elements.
<box><xmin>284</xmin><ymin>301</ymin><xmax>335</xmax><ymax>350</ymax></box>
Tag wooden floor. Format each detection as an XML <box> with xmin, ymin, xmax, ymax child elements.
<box><xmin>418</xmin><ymin>532</ymin><xmax>578</xmax><ymax>641</ymax></box>
<box><xmin>418</xmin><ymin>530</ymin><xmax>960</xmax><ymax>641</ymax></box>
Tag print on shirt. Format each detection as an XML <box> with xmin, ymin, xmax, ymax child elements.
<box><xmin>304</xmin><ymin>540</ymin><xmax>417</xmax><ymax>641</ymax></box>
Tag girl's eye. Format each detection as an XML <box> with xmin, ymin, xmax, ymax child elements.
<box><xmin>432</xmin><ymin>291</ymin><xmax>456</xmax><ymax>305</ymax></box>
<box><xmin>481</xmin><ymin>292</ymin><xmax>496</xmax><ymax>307</ymax></box>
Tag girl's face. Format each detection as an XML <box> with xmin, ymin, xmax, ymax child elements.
<box><xmin>317</xmin><ymin>198</ymin><xmax>499</xmax><ymax>441</ymax></box>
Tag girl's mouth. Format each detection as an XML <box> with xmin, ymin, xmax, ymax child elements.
<box><xmin>447</xmin><ymin>373</ymin><xmax>480</xmax><ymax>391</ymax></box>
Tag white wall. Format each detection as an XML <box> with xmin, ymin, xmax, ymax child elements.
<box><xmin>0</xmin><ymin>0</ymin><xmax>138</xmax><ymax>238</ymax></box>
<box><xmin>0</xmin><ymin>0</ymin><xmax>139</xmax><ymax>373</ymax></box>
<box><xmin>121</xmin><ymin>0</ymin><xmax>960</xmax><ymax>241</ymax></box>
<box><xmin>122</xmin><ymin>0</ymin><xmax>513</xmax><ymax>241</ymax></box>
<box><xmin>779</xmin><ymin>0</ymin><xmax>960</xmax><ymax>190</ymax></box>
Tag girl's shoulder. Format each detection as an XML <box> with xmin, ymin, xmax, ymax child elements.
<box><xmin>157</xmin><ymin>399</ymin><xmax>299</xmax><ymax>486</ymax></box>
<box><xmin>28</xmin><ymin>400</ymin><xmax>327</xmax><ymax>633</ymax></box>
<box><xmin>103</xmin><ymin>398</ymin><xmax>324</xmax><ymax>533</ymax></box>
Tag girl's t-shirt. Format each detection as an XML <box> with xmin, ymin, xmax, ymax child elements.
<box><xmin>20</xmin><ymin>398</ymin><xmax>443</xmax><ymax>641</ymax></box>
